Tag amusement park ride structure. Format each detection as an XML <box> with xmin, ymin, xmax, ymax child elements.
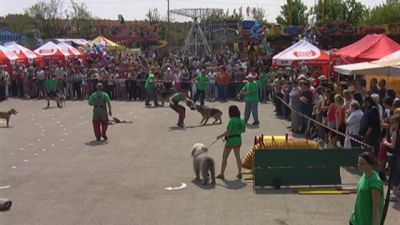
<box><xmin>169</xmin><ymin>8</ymin><xmax>223</xmax><ymax>57</ymax></box>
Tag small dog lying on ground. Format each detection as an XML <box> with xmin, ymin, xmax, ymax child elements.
<box><xmin>0</xmin><ymin>108</ymin><xmax>17</xmax><ymax>127</ymax></box>
<box><xmin>108</xmin><ymin>117</ymin><xmax>133</xmax><ymax>125</ymax></box>
<box><xmin>195</xmin><ymin>105</ymin><xmax>222</xmax><ymax>125</ymax></box>
<box><xmin>191</xmin><ymin>143</ymin><xmax>216</xmax><ymax>185</ymax></box>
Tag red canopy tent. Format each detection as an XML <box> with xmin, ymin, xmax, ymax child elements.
<box><xmin>34</xmin><ymin>41</ymin><xmax>70</xmax><ymax>63</ymax></box>
<box><xmin>0</xmin><ymin>45</ymin><xmax>19</xmax><ymax>70</ymax></box>
<box><xmin>272</xmin><ymin>40</ymin><xmax>331</xmax><ymax>75</ymax></box>
<box><xmin>331</xmin><ymin>34</ymin><xmax>400</xmax><ymax>64</ymax></box>
<box><xmin>57</xmin><ymin>42</ymin><xmax>84</xmax><ymax>60</ymax></box>
<box><xmin>4</xmin><ymin>42</ymin><xmax>44</xmax><ymax>66</ymax></box>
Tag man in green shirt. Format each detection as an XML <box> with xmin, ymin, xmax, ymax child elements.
<box><xmin>45</xmin><ymin>75</ymin><xmax>60</xmax><ymax>108</ymax></box>
<box><xmin>170</xmin><ymin>89</ymin><xmax>192</xmax><ymax>128</ymax></box>
<box><xmin>238</xmin><ymin>75</ymin><xmax>260</xmax><ymax>126</ymax></box>
<box><xmin>88</xmin><ymin>83</ymin><xmax>112</xmax><ymax>141</ymax></box>
<box><xmin>144</xmin><ymin>70</ymin><xmax>160</xmax><ymax>107</ymax></box>
<box><xmin>193</xmin><ymin>71</ymin><xmax>209</xmax><ymax>106</ymax></box>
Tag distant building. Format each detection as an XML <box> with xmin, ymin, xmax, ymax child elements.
<box><xmin>0</xmin><ymin>29</ymin><xmax>28</xmax><ymax>45</ymax></box>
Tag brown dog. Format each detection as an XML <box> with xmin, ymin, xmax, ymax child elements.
<box><xmin>0</xmin><ymin>108</ymin><xmax>17</xmax><ymax>127</ymax></box>
<box><xmin>195</xmin><ymin>105</ymin><xmax>222</xmax><ymax>125</ymax></box>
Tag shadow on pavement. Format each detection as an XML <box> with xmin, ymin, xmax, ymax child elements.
<box><xmin>85</xmin><ymin>140</ymin><xmax>108</xmax><ymax>146</ymax></box>
<box><xmin>191</xmin><ymin>180</ymin><xmax>216</xmax><ymax>190</ymax></box>
<box><xmin>218</xmin><ymin>179</ymin><xmax>247</xmax><ymax>190</ymax></box>
<box><xmin>0</xmin><ymin>126</ymin><xmax>13</xmax><ymax>129</ymax></box>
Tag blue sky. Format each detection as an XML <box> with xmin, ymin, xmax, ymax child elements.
<box><xmin>0</xmin><ymin>0</ymin><xmax>387</xmax><ymax>22</ymax></box>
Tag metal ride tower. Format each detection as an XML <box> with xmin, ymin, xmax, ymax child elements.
<box><xmin>169</xmin><ymin>8</ymin><xmax>223</xmax><ymax>56</ymax></box>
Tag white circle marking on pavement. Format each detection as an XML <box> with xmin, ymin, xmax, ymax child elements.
<box><xmin>164</xmin><ymin>182</ymin><xmax>187</xmax><ymax>191</ymax></box>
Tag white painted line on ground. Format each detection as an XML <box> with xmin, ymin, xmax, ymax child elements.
<box><xmin>12</xmin><ymin>166</ymin><xmax>17</xmax><ymax>169</ymax></box>
<box><xmin>41</xmin><ymin>148</ymin><xmax>47</xmax><ymax>152</ymax></box>
<box><xmin>23</xmin><ymin>159</ymin><xmax>29</xmax><ymax>162</ymax></box>
<box><xmin>51</xmin><ymin>144</ymin><xmax>55</xmax><ymax>147</ymax></box>
<box><xmin>29</xmin><ymin>143</ymin><xmax>34</xmax><ymax>146</ymax></box>
<box><xmin>19</xmin><ymin>147</ymin><xmax>24</xmax><ymax>150</ymax></box>
<box><xmin>37</xmin><ymin>138</ymin><xmax>41</xmax><ymax>142</ymax></box>
<box><xmin>10</xmin><ymin>153</ymin><xmax>15</xmax><ymax>155</ymax></box>
<box><xmin>0</xmin><ymin>185</ymin><xmax>10</xmax><ymax>190</ymax></box>
<box><xmin>60</xmin><ymin>139</ymin><xmax>64</xmax><ymax>142</ymax></box>
<box><xmin>165</xmin><ymin>183</ymin><xmax>187</xmax><ymax>191</ymax></box>
<box><xmin>34</xmin><ymin>153</ymin><xmax>39</xmax><ymax>156</ymax></box>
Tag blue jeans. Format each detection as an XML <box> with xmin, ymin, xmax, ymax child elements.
<box><xmin>244</xmin><ymin>101</ymin><xmax>259</xmax><ymax>123</ymax></box>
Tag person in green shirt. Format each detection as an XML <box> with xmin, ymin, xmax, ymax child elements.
<box><xmin>238</xmin><ymin>75</ymin><xmax>260</xmax><ymax>126</ymax></box>
<box><xmin>88</xmin><ymin>83</ymin><xmax>112</xmax><ymax>141</ymax></box>
<box><xmin>144</xmin><ymin>70</ymin><xmax>160</xmax><ymax>107</ymax></box>
<box><xmin>170</xmin><ymin>89</ymin><xmax>192</xmax><ymax>128</ymax></box>
<box><xmin>216</xmin><ymin>105</ymin><xmax>246</xmax><ymax>180</ymax></box>
<box><xmin>350</xmin><ymin>152</ymin><xmax>384</xmax><ymax>225</ymax></box>
<box><xmin>45</xmin><ymin>75</ymin><xmax>60</xmax><ymax>108</ymax></box>
<box><xmin>193</xmin><ymin>71</ymin><xmax>209</xmax><ymax>106</ymax></box>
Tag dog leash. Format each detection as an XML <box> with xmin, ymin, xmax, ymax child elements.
<box><xmin>207</xmin><ymin>139</ymin><xmax>220</xmax><ymax>148</ymax></box>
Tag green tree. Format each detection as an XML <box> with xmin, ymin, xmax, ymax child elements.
<box><xmin>312</xmin><ymin>0</ymin><xmax>367</xmax><ymax>26</ymax></box>
<box><xmin>364</xmin><ymin>2</ymin><xmax>400</xmax><ymax>24</ymax></box>
<box><xmin>276</xmin><ymin>0</ymin><xmax>309</xmax><ymax>26</ymax></box>
<box><xmin>24</xmin><ymin>0</ymin><xmax>64</xmax><ymax>38</ymax></box>
<box><xmin>68</xmin><ymin>0</ymin><xmax>96</xmax><ymax>39</ymax></box>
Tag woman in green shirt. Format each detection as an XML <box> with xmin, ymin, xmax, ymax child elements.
<box><xmin>350</xmin><ymin>152</ymin><xmax>384</xmax><ymax>225</ymax></box>
<box><xmin>216</xmin><ymin>105</ymin><xmax>246</xmax><ymax>180</ymax></box>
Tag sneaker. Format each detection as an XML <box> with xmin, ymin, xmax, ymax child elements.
<box><xmin>216</xmin><ymin>174</ymin><xmax>224</xmax><ymax>180</ymax></box>
<box><xmin>252</xmin><ymin>121</ymin><xmax>260</xmax><ymax>126</ymax></box>
<box><xmin>236</xmin><ymin>174</ymin><xmax>242</xmax><ymax>179</ymax></box>
<box><xmin>102</xmin><ymin>135</ymin><xmax>108</xmax><ymax>141</ymax></box>
<box><xmin>177</xmin><ymin>123</ymin><xmax>185</xmax><ymax>128</ymax></box>
<box><xmin>96</xmin><ymin>137</ymin><xmax>101</xmax><ymax>141</ymax></box>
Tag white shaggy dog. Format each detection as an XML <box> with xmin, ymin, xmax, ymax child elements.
<box><xmin>191</xmin><ymin>143</ymin><xmax>216</xmax><ymax>185</ymax></box>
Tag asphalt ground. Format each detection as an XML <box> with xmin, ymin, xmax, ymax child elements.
<box><xmin>0</xmin><ymin>98</ymin><xmax>399</xmax><ymax>225</ymax></box>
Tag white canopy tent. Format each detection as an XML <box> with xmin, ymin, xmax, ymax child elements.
<box><xmin>334</xmin><ymin>50</ymin><xmax>400</xmax><ymax>75</ymax></box>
